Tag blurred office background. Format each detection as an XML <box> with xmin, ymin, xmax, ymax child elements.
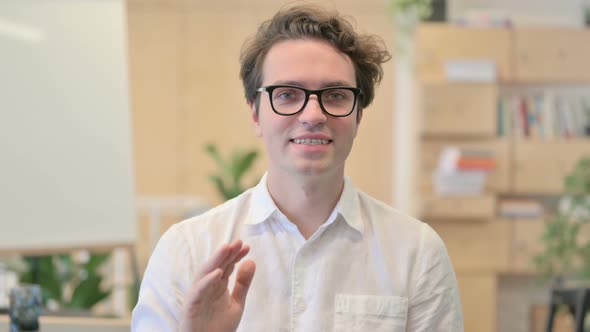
<box><xmin>1</xmin><ymin>0</ymin><xmax>590</xmax><ymax>331</ymax></box>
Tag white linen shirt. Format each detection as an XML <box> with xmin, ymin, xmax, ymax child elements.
<box><xmin>131</xmin><ymin>175</ymin><xmax>463</xmax><ymax>332</ymax></box>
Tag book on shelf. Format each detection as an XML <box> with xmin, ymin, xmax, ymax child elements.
<box><xmin>456</xmin><ymin>158</ymin><xmax>495</xmax><ymax>170</ymax></box>
<box><xmin>433</xmin><ymin>146</ymin><xmax>495</xmax><ymax>195</ymax></box>
<box><xmin>497</xmin><ymin>92</ymin><xmax>590</xmax><ymax>139</ymax></box>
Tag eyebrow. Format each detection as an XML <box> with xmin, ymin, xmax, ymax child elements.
<box><xmin>272</xmin><ymin>80</ymin><xmax>356</xmax><ymax>88</ymax></box>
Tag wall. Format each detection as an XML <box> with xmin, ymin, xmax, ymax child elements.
<box><xmin>448</xmin><ymin>0</ymin><xmax>586</xmax><ymax>27</ymax></box>
<box><xmin>127</xmin><ymin>0</ymin><xmax>395</xmax><ymax>206</ymax></box>
<box><xmin>0</xmin><ymin>0</ymin><xmax>135</xmax><ymax>253</ymax></box>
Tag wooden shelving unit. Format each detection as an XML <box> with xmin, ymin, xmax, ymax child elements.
<box><xmin>414</xmin><ymin>23</ymin><xmax>590</xmax><ymax>332</ymax></box>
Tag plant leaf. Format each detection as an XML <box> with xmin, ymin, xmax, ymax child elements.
<box><xmin>84</xmin><ymin>253</ymin><xmax>110</xmax><ymax>272</ymax></box>
<box><xmin>235</xmin><ymin>150</ymin><xmax>258</xmax><ymax>183</ymax></box>
<box><xmin>204</xmin><ymin>143</ymin><xmax>226</xmax><ymax>170</ymax></box>
<box><xmin>68</xmin><ymin>275</ymin><xmax>111</xmax><ymax>309</ymax></box>
<box><xmin>209</xmin><ymin>175</ymin><xmax>233</xmax><ymax>201</ymax></box>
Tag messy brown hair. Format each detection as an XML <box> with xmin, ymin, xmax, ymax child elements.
<box><xmin>239</xmin><ymin>4</ymin><xmax>391</xmax><ymax>111</ymax></box>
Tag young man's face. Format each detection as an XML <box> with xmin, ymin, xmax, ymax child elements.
<box><xmin>251</xmin><ymin>39</ymin><xmax>362</xmax><ymax>178</ymax></box>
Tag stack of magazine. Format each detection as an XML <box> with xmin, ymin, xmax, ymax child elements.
<box><xmin>433</xmin><ymin>146</ymin><xmax>495</xmax><ymax>196</ymax></box>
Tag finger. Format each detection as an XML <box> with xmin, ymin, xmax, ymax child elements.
<box><xmin>215</xmin><ymin>240</ymin><xmax>244</xmax><ymax>273</ymax></box>
<box><xmin>197</xmin><ymin>240</ymin><xmax>242</xmax><ymax>279</ymax></box>
<box><xmin>197</xmin><ymin>244</ymin><xmax>232</xmax><ymax>278</ymax></box>
<box><xmin>232</xmin><ymin>260</ymin><xmax>256</xmax><ymax>307</ymax></box>
<box><xmin>187</xmin><ymin>268</ymin><xmax>223</xmax><ymax>308</ymax></box>
<box><xmin>221</xmin><ymin>240</ymin><xmax>244</xmax><ymax>268</ymax></box>
<box><xmin>221</xmin><ymin>264</ymin><xmax>235</xmax><ymax>280</ymax></box>
<box><xmin>221</xmin><ymin>244</ymin><xmax>250</xmax><ymax>280</ymax></box>
<box><xmin>232</xmin><ymin>245</ymin><xmax>250</xmax><ymax>264</ymax></box>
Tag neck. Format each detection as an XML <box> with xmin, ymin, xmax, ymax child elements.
<box><xmin>266</xmin><ymin>168</ymin><xmax>344</xmax><ymax>239</ymax></box>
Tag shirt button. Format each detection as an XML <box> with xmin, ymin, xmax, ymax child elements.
<box><xmin>295</xmin><ymin>299</ymin><xmax>306</xmax><ymax>313</ymax></box>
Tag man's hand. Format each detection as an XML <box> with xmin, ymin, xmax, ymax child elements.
<box><xmin>180</xmin><ymin>240</ymin><xmax>256</xmax><ymax>332</ymax></box>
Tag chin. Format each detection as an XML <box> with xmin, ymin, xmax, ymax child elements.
<box><xmin>292</xmin><ymin>161</ymin><xmax>333</xmax><ymax>176</ymax></box>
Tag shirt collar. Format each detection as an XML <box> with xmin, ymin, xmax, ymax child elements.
<box><xmin>334</xmin><ymin>176</ymin><xmax>364</xmax><ymax>234</ymax></box>
<box><xmin>246</xmin><ymin>173</ymin><xmax>364</xmax><ymax>234</ymax></box>
<box><xmin>246</xmin><ymin>172</ymin><xmax>278</xmax><ymax>225</ymax></box>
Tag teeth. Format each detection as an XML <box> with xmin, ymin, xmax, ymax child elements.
<box><xmin>292</xmin><ymin>138</ymin><xmax>330</xmax><ymax>145</ymax></box>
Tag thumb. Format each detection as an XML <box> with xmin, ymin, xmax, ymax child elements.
<box><xmin>232</xmin><ymin>260</ymin><xmax>256</xmax><ymax>307</ymax></box>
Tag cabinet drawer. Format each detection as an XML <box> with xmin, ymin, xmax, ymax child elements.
<box><xmin>416</xmin><ymin>23</ymin><xmax>512</xmax><ymax>82</ymax></box>
<box><xmin>429</xmin><ymin>219</ymin><xmax>510</xmax><ymax>271</ymax></box>
<box><xmin>421</xmin><ymin>195</ymin><xmax>496</xmax><ymax>220</ymax></box>
<box><xmin>420</xmin><ymin>139</ymin><xmax>510</xmax><ymax>192</ymax></box>
<box><xmin>509</xmin><ymin>218</ymin><xmax>545</xmax><ymax>274</ymax></box>
<box><xmin>514</xmin><ymin>28</ymin><xmax>590</xmax><ymax>82</ymax></box>
<box><xmin>513</xmin><ymin>139</ymin><xmax>590</xmax><ymax>194</ymax></box>
<box><xmin>421</xmin><ymin>83</ymin><xmax>498</xmax><ymax>136</ymax></box>
<box><xmin>511</xmin><ymin>216</ymin><xmax>590</xmax><ymax>274</ymax></box>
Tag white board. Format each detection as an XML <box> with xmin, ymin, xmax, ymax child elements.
<box><xmin>0</xmin><ymin>0</ymin><xmax>135</xmax><ymax>252</ymax></box>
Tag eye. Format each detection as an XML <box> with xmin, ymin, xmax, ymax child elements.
<box><xmin>323</xmin><ymin>89</ymin><xmax>352</xmax><ymax>103</ymax></box>
<box><xmin>277</xmin><ymin>91</ymin><xmax>295</xmax><ymax>99</ymax></box>
<box><xmin>325</xmin><ymin>91</ymin><xmax>346</xmax><ymax>100</ymax></box>
<box><xmin>272</xmin><ymin>87</ymin><xmax>304</xmax><ymax>104</ymax></box>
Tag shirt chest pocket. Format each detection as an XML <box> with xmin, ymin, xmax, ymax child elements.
<box><xmin>334</xmin><ymin>294</ymin><xmax>408</xmax><ymax>332</ymax></box>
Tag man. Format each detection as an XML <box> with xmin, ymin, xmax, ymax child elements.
<box><xmin>132</xmin><ymin>4</ymin><xmax>463</xmax><ymax>332</ymax></box>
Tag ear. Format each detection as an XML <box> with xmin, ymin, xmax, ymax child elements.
<box><xmin>249</xmin><ymin>101</ymin><xmax>262</xmax><ymax>137</ymax></box>
<box><xmin>353</xmin><ymin>107</ymin><xmax>363</xmax><ymax>137</ymax></box>
<box><xmin>356</xmin><ymin>107</ymin><xmax>363</xmax><ymax>124</ymax></box>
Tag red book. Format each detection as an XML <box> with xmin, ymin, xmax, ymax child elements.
<box><xmin>456</xmin><ymin>158</ymin><xmax>496</xmax><ymax>170</ymax></box>
<box><xmin>520</xmin><ymin>97</ymin><xmax>529</xmax><ymax>137</ymax></box>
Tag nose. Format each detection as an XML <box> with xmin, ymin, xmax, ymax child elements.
<box><xmin>298</xmin><ymin>95</ymin><xmax>327</xmax><ymax>127</ymax></box>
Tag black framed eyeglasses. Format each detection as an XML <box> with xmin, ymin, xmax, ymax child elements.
<box><xmin>256</xmin><ymin>85</ymin><xmax>362</xmax><ymax>117</ymax></box>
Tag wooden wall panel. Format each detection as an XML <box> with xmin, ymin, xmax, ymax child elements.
<box><xmin>127</xmin><ymin>7</ymin><xmax>182</xmax><ymax>195</ymax></box>
<box><xmin>343</xmin><ymin>13</ymin><xmax>394</xmax><ymax>203</ymax></box>
<box><xmin>183</xmin><ymin>10</ymin><xmax>270</xmax><ymax>204</ymax></box>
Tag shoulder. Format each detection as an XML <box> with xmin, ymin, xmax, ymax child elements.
<box><xmin>355</xmin><ymin>190</ymin><xmax>447</xmax><ymax>252</ymax></box>
<box><xmin>158</xmin><ymin>188</ymin><xmax>257</xmax><ymax>256</ymax></box>
<box><xmin>173</xmin><ymin>187</ymin><xmax>255</xmax><ymax>233</ymax></box>
<box><xmin>356</xmin><ymin>191</ymin><xmax>429</xmax><ymax>234</ymax></box>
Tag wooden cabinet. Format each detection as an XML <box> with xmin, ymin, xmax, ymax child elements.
<box><xmin>415</xmin><ymin>24</ymin><xmax>512</xmax><ymax>82</ymax></box>
<box><xmin>514</xmin><ymin>28</ymin><xmax>590</xmax><ymax>82</ymax></box>
<box><xmin>508</xmin><ymin>218</ymin><xmax>546</xmax><ymax>274</ymax></box>
<box><xmin>415</xmin><ymin>23</ymin><xmax>590</xmax><ymax>331</ymax></box>
<box><xmin>421</xmin><ymin>83</ymin><xmax>498</xmax><ymax>137</ymax></box>
<box><xmin>513</xmin><ymin>139</ymin><xmax>590</xmax><ymax>194</ymax></box>
<box><xmin>429</xmin><ymin>219</ymin><xmax>510</xmax><ymax>271</ymax></box>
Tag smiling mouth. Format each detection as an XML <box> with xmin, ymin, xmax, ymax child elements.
<box><xmin>290</xmin><ymin>138</ymin><xmax>332</xmax><ymax>145</ymax></box>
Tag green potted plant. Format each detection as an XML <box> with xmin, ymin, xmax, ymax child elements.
<box><xmin>204</xmin><ymin>143</ymin><xmax>260</xmax><ymax>201</ymax></box>
<box><xmin>18</xmin><ymin>252</ymin><xmax>112</xmax><ymax>313</ymax></box>
<box><xmin>534</xmin><ymin>156</ymin><xmax>590</xmax><ymax>281</ymax></box>
<box><xmin>533</xmin><ymin>155</ymin><xmax>590</xmax><ymax>331</ymax></box>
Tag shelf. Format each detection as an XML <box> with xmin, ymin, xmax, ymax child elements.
<box><xmin>421</xmin><ymin>194</ymin><xmax>496</xmax><ymax>221</ymax></box>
